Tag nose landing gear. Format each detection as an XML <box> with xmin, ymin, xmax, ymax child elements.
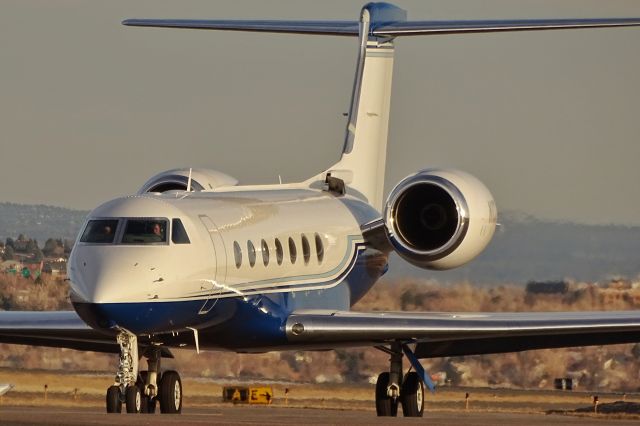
<box><xmin>105</xmin><ymin>330</ymin><xmax>182</xmax><ymax>414</ymax></box>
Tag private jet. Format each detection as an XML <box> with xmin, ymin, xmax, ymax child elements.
<box><xmin>2</xmin><ymin>2</ymin><xmax>640</xmax><ymax>417</ymax></box>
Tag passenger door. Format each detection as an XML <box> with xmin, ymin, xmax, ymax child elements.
<box><xmin>198</xmin><ymin>215</ymin><xmax>228</xmax><ymax>314</ymax></box>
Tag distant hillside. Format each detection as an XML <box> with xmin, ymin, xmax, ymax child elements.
<box><xmin>0</xmin><ymin>202</ymin><xmax>88</xmax><ymax>243</ymax></box>
<box><xmin>388</xmin><ymin>212</ymin><xmax>640</xmax><ymax>284</ymax></box>
<box><xmin>0</xmin><ymin>202</ymin><xmax>638</xmax><ymax>284</ymax></box>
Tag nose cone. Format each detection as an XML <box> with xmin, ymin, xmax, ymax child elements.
<box><xmin>70</xmin><ymin>244</ymin><xmax>170</xmax><ymax>304</ymax></box>
<box><xmin>69</xmin><ymin>244</ymin><xmax>175</xmax><ymax>332</ymax></box>
<box><xmin>68</xmin><ymin>248</ymin><xmax>107</xmax><ymax>304</ymax></box>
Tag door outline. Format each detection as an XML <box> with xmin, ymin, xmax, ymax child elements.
<box><xmin>198</xmin><ymin>215</ymin><xmax>228</xmax><ymax>314</ymax></box>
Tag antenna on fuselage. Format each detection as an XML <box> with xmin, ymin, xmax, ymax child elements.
<box><xmin>186</xmin><ymin>168</ymin><xmax>193</xmax><ymax>192</ymax></box>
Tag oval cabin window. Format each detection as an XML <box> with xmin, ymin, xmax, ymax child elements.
<box><xmin>247</xmin><ymin>240</ymin><xmax>256</xmax><ymax>267</ymax></box>
<box><xmin>275</xmin><ymin>238</ymin><xmax>283</xmax><ymax>265</ymax></box>
<box><xmin>288</xmin><ymin>237</ymin><xmax>297</xmax><ymax>264</ymax></box>
<box><xmin>301</xmin><ymin>234</ymin><xmax>311</xmax><ymax>265</ymax></box>
<box><xmin>261</xmin><ymin>239</ymin><xmax>269</xmax><ymax>266</ymax></box>
<box><xmin>315</xmin><ymin>233</ymin><xmax>324</xmax><ymax>264</ymax></box>
<box><xmin>233</xmin><ymin>241</ymin><xmax>242</xmax><ymax>268</ymax></box>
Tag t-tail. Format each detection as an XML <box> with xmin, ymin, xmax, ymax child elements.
<box><xmin>320</xmin><ymin>3</ymin><xmax>403</xmax><ymax>211</ymax></box>
<box><xmin>124</xmin><ymin>2</ymin><xmax>640</xmax><ymax>212</ymax></box>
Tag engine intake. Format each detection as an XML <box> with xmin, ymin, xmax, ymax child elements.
<box><xmin>392</xmin><ymin>178</ymin><xmax>467</xmax><ymax>253</ymax></box>
<box><xmin>138</xmin><ymin>168</ymin><xmax>238</xmax><ymax>194</ymax></box>
<box><xmin>384</xmin><ymin>169</ymin><xmax>496</xmax><ymax>270</ymax></box>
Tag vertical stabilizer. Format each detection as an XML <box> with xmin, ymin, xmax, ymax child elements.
<box><xmin>312</xmin><ymin>3</ymin><xmax>403</xmax><ymax>211</ymax></box>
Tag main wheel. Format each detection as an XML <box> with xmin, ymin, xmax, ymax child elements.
<box><xmin>401</xmin><ymin>372</ymin><xmax>424</xmax><ymax>417</ymax></box>
<box><xmin>137</xmin><ymin>371</ymin><xmax>156</xmax><ymax>414</ymax></box>
<box><xmin>159</xmin><ymin>370</ymin><xmax>182</xmax><ymax>414</ymax></box>
<box><xmin>125</xmin><ymin>384</ymin><xmax>142</xmax><ymax>413</ymax></box>
<box><xmin>375</xmin><ymin>372</ymin><xmax>398</xmax><ymax>417</ymax></box>
<box><xmin>146</xmin><ymin>397</ymin><xmax>157</xmax><ymax>414</ymax></box>
<box><xmin>106</xmin><ymin>385</ymin><xmax>122</xmax><ymax>413</ymax></box>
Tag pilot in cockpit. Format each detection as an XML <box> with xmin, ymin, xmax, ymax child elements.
<box><xmin>150</xmin><ymin>222</ymin><xmax>164</xmax><ymax>242</ymax></box>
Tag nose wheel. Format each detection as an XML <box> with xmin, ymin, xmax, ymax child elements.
<box><xmin>125</xmin><ymin>385</ymin><xmax>142</xmax><ymax>413</ymax></box>
<box><xmin>105</xmin><ymin>330</ymin><xmax>183</xmax><ymax>414</ymax></box>
<box><xmin>106</xmin><ymin>385</ymin><xmax>122</xmax><ymax>413</ymax></box>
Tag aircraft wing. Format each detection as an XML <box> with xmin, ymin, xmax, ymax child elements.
<box><xmin>0</xmin><ymin>311</ymin><xmax>123</xmax><ymax>354</ymax></box>
<box><xmin>285</xmin><ymin>310</ymin><xmax>640</xmax><ymax>357</ymax></box>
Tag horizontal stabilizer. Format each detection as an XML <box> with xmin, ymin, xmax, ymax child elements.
<box><xmin>123</xmin><ymin>18</ymin><xmax>640</xmax><ymax>37</ymax></box>
<box><xmin>122</xmin><ymin>19</ymin><xmax>361</xmax><ymax>36</ymax></box>
<box><xmin>372</xmin><ymin>18</ymin><xmax>640</xmax><ymax>36</ymax></box>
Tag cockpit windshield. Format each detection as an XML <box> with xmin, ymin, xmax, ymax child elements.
<box><xmin>80</xmin><ymin>219</ymin><xmax>119</xmax><ymax>243</ymax></box>
<box><xmin>122</xmin><ymin>219</ymin><xmax>168</xmax><ymax>244</ymax></box>
<box><xmin>79</xmin><ymin>218</ymin><xmax>188</xmax><ymax>245</ymax></box>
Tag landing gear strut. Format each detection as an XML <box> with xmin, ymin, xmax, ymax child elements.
<box><xmin>374</xmin><ymin>342</ymin><xmax>426</xmax><ymax>417</ymax></box>
<box><xmin>105</xmin><ymin>330</ymin><xmax>182</xmax><ymax>414</ymax></box>
<box><xmin>105</xmin><ymin>330</ymin><xmax>139</xmax><ymax>414</ymax></box>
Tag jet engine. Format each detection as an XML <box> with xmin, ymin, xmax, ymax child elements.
<box><xmin>383</xmin><ymin>168</ymin><xmax>497</xmax><ymax>270</ymax></box>
<box><xmin>138</xmin><ymin>168</ymin><xmax>238</xmax><ymax>194</ymax></box>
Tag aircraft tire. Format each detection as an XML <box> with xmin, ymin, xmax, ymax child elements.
<box><xmin>159</xmin><ymin>370</ymin><xmax>182</xmax><ymax>414</ymax></box>
<box><xmin>140</xmin><ymin>395</ymin><xmax>156</xmax><ymax>414</ymax></box>
<box><xmin>147</xmin><ymin>397</ymin><xmax>157</xmax><ymax>414</ymax></box>
<box><xmin>400</xmin><ymin>372</ymin><xmax>424</xmax><ymax>417</ymax></box>
<box><xmin>137</xmin><ymin>371</ymin><xmax>156</xmax><ymax>414</ymax></box>
<box><xmin>375</xmin><ymin>372</ymin><xmax>398</xmax><ymax>416</ymax></box>
<box><xmin>125</xmin><ymin>384</ymin><xmax>142</xmax><ymax>413</ymax></box>
<box><xmin>106</xmin><ymin>385</ymin><xmax>122</xmax><ymax>413</ymax></box>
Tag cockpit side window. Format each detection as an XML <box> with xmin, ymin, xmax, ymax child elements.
<box><xmin>80</xmin><ymin>219</ymin><xmax>119</xmax><ymax>244</ymax></box>
<box><xmin>171</xmin><ymin>219</ymin><xmax>191</xmax><ymax>244</ymax></box>
<box><xmin>122</xmin><ymin>219</ymin><xmax>168</xmax><ymax>244</ymax></box>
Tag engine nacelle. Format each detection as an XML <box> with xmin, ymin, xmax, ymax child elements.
<box><xmin>384</xmin><ymin>168</ymin><xmax>497</xmax><ymax>270</ymax></box>
<box><xmin>138</xmin><ymin>168</ymin><xmax>238</xmax><ymax>194</ymax></box>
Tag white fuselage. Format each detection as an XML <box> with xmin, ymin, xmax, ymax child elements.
<box><xmin>68</xmin><ymin>186</ymin><xmax>385</xmax><ymax>340</ymax></box>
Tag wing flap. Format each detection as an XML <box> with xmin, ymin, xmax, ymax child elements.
<box><xmin>286</xmin><ymin>310</ymin><xmax>640</xmax><ymax>356</ymax></box>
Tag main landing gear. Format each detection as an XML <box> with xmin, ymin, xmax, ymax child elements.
<box><xmin>374</xmin><ymin>342</ymin><xmax>429</xmax><ymax>417</ymax></box>
<box><xmin>106</xmin><ymin>330</ymin><xmax>182</xmax><ymax>414</ymax></box>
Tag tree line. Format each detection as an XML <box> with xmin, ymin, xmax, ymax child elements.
<box><xmin>1</xmin><ymin>235</ymin><xmax>73</xmax><ymax>262</ymax></box>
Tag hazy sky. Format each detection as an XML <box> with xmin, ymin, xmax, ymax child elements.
<box><xmin>1</xmin><ymin>1</ymin><xmax>640</xmax><ymax>225</ymax></box>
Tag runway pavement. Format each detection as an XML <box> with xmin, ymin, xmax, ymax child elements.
<box><xmin>0</xmin><ymin>406</ymin><xmax>636</xmax><ymax>425</ymax></box>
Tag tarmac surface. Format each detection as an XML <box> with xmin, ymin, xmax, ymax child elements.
<box><xmin>0</xmin><ymin>406</ymin><xmax>638</xmax><ymax>425</ymax></box>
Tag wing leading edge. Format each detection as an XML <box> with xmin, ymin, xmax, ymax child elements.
<box><xmin>285</xmin><ymin>310</ymin><xmax>640</xmax><ymax>357</ymax></box>
<box><xmin>0</xmin><ymin>311</ymin><xmax>120</xmax><ymax>353</ymax></box>
<box><xmin>0</xmin><ymin>311</ymin><xmax>173</xmax><ymax>357</ymax></box>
